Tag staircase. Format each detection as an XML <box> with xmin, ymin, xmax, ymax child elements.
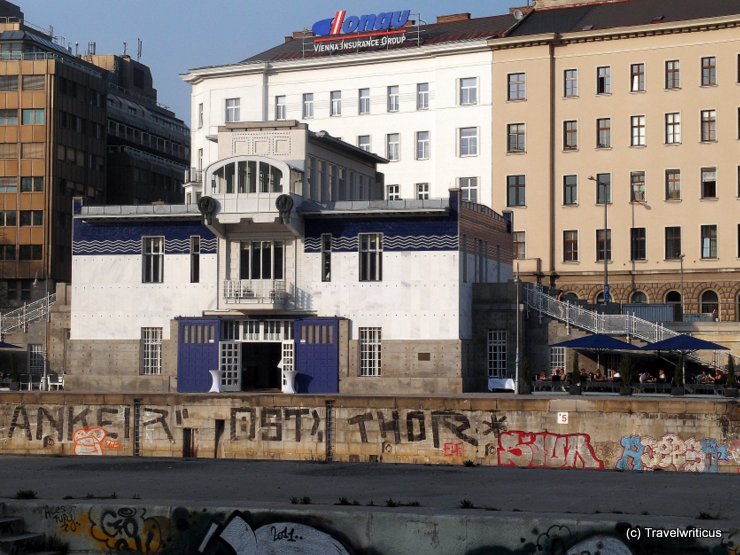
<box><xmin>0</xmin><ymin>293</ymin><xmax>56</xmax><ymax>337</ymax></box>
<box><xmin>0</xmin><ymin>506</ymin><xmax>63</xmax><ymax>555</ymax></box>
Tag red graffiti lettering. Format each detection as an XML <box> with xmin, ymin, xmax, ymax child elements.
<box><xmin>443</xmin><ymin>442</ymin><xmax>464</xmax><ymax>456</ymax></box>
<box><xmin>497</xmin><ymin>431</ymin><xmax>604</xmax><ymax>469</ymax></box>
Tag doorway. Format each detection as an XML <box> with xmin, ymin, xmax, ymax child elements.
<box><xmin>241</xmin><ymin>343</ymin><xmax>282</xmax><ymax>390</ymax></box>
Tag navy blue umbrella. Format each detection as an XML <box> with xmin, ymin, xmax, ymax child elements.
<box><xmin>640</xmin><ymin>335</ymin><xmax>728</xmax><ymax>353</ymax></box>
<box><xmin>550</xmin><ymin>333</ymin><xmax>641</xmax><ymax>351</ymax></box>
<box><xmin>0</xmin><ymin>340</ymin><xmax>20</xmax><ymax>349</ymax></box>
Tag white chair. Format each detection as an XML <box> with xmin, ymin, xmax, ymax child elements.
<box><xmin>47</xmin><ymin>373</ymin><xmax>65</xmax><ymax>390</ymax></box>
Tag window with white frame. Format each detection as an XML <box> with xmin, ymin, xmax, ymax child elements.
<box><xmin>665</xmin><ymin>60</ymin><xmax>680</xmax><ymax>89</ymax></box>
<box><xmin>27</xmin><ymin>344</ymin><xmax>43</xmax><ymax>376</ymax></box>
<box><xmin>507</xmin><ymin>72</ymin><xmax>526</xmax><ymax>101</ymax></box>
<box><xmin>239</xmin><ymin>241</ymin><xmax>284</xmax><ymax>280</ymax></box>
<box><xmin>357</xmin><ymin>135</ymin><xmax>371</xmax><ymax>152</ymax></box>
<box><xmin>417</xmin><ymin>82</ymin><xmax>429</xmax><ymax>110</ymax></box>
<box><xmin>302</xmin><ymin>93</ymin><xmax>314</xmax><ymax>118</ymax></box>
<box><xmin>563</xmin><ymin>175</ymin><xmax>577</xmax><ymax>205</ymax></box>
<box><xmin>630</xmin><ymin>171</ymin><xmax>646</xmax><ymax>202</ymax></box>
<box><xmin>140</xmin><ymin>327</ymin><xmax>162</xmax><ymax>375</ymax></box>
<box><xmin>142</xmin><ymin>236</ymin><xmax>164</xmax><ymax>283</ymax></box>
<box><xmin>550</xmin><ymin>347</ymin><xmax>565</xmax><ymax>375</ymax></box>
<box><xmin>275</xmin><ymin>95</ymin><xmax>286</xmax><ymax>120</ymax></box>
<box><xmin>359</xmin><ymin>327</ymin><xmax>382</xmax><ymax>376</ymax></box>
<box><xmin>701</xmin><ymin>224</ymin><xmax>717</xmax><ymax>258</ymax></box>
<box><xmin>630</xmin><ymin>115</ymin><xmax>646</xmax><ymax>146</ymax></box>
<box><xmin>701</xmin><ymin>109</ymin><xmax>716</xmax><ymax>142</ymax></box>
<box><xmin>597</xmin><ymin>66</ymin><xmax>611</xmax><ymax>94</ymax></box>
<box><xmin>630</xmin><ymin>63</ymin><xmax>645</xmax><ymax>92</ymax></box>
<box><xmin>359</xmin><ymin>88</ymin><xmax>370</xmax><ymax>115</ymax></box>
<box><xmin>459</xmin><ymin>127</ymin><xmax>478</xmax><ymax>157</ymax></box>
<box><xmin>564</xmin><ymin>68</ymin><xmax>578</xmax><ymax>97</ymax></box>
<box><xmin>458</xmin><ymin>177</ymin><xmax>478</xmax><ymax>202</ymax></box>
<box><xmin>359</xmin><ymin>233</ymin><xmax>382</xmax><ymax>281</ymax></box>
<box><xmin>386</xmin><ymin>184</ymin><xmax>400</xmax><ymax>200</ymax></box>
<box><xmin>665</xmin><ymin>169</ymin><xmax>681</xmax><ymax>200</ymax></box>
<box><xmin>416</xmin><ymin>131</ymin><xmax>429</xmax><ymax>160</ymax></box>
<box><xmin>225</xmin><ymin>98</ymin><xmax>240</xmax><ymax>123</ymax></box>
<box><xmin>459</xmin><ymin>77</ymin><xmax>477</xmax><ymax>105</ymax></box>
<box><xmin>386</xmin><ymin>133</ymin><xmax>400</xmax><ymax>161</ymax></box>
<box><xmin>507</xmin><ymin>123</ymin><xmax>525</xmax><ymax>153</ymax></box>
<box><xmin>387</xmin><ymin>85</ymin><xmax>399</xmax><ymax>112</ymax></box>
<box><xmin>416</xmin><ymin>183</ymin><xmax>429</xmax><ymax>200</ymax></box>
<box><xmin>701</xmin><ymin>167</ymin><xmax>716</xmax><ymax>199</ymax></box>
<box><xmin>487</xmin><ymin>330</ymin><xmax>507</xmax><ymax>377</ymax></box>
<box><xmin>330</xmin><ymin>90</ymin><xmax>341</xmax><ymax>116</ymax></box>
<box><xmin>665</xmin><ymin>112</ymin><xmax>681</xmax><ymax>144</ymax></box>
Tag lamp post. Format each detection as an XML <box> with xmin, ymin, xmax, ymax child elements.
<box><xmin>588</xmin><ymin>176</ymin><xmax>609</xmax><ymax>304</ymax></box>
<box><xmin>679</xmin><ymin>254</ymin><xmax>685</xmax><ymax>320</ymax></box>
<box><xmin>32</xmin><ymin>273</ymin><xmax>48</xmax><ymax>391</ymax></box>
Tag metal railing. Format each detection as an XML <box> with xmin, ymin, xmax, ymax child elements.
<box><xmin>223</xmin><ymin>280</ymin><xmax>288</xmax><ymax>305</ymax></box>
<box><xmin>0</xmin><ymin>292</ymin><xmax>56</xmax><ymax>336</ymax></box>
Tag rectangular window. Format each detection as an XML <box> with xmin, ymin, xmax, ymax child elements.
<box><xmin>701</xmin><ymin>56</ymin><xmax>717</xmax><ymax>86</ymax></box>
<box><xmin>190</xmin><ymin>236</ymin><xmax>200</xmax><ymax>283</ymax></box>
<box><xmin>458</xmin><ymin>177</ymin><xmax>478</xmax><ymax>202</ymax></box>
<box><xmin>321</xmin><ymin>233</ymin><xmax>331</xmax><ymax>282</ymax></box>
<box><xmin>417</xmin><ymin>82</ymin><xmax>429</xmax><ymax>110</ymax></box>
<box><xmin>631</xmin><ymin>115</ymin><xmax>646</xmax><ymax>146</ymax></box>
<box><xmin>630</xmin><ymin>63</ymin><xmax>645</xmax><ymax>92</ymax></box>
<box><xmin>701</xmin><ymin>224</ymin><xmax>717</xmax><ymax>258</ymax></box>
<box><xmin>197</xmin><ymin>103</ymin><xmax>203</xmax><ymax>128</ymax></box>
<box><xmin>665</xmin><ymin>60</ymin><xmax>680</xmax><ymax>89</ymax></box>
<box><xmin>0</xmin><ymin>75</ymin><xmax>18</xmax><ymax>90</ymax></box>
<box><xmin>665</xmin><ymin>226</ymin><xmax>682</xmax><ymax>259</ymax></box>
<box><xmin>507</xmin><ymin>123</ymin><xmax>525</xmax><ymax>153</ymax></box>
<box><xmin>665</xmin><ymin>169</ymin><xmax>681</xmax><ymax>200</ymax></box>
<box><xmin>386</xmin><ymin>133</ymin><xmax>400</xmax><ymax>161</ymax></box>
<box><xmin>701</xmin><ymin>109</ymin><xmax>716</xmax><ymax>142</ymax></box>
<box><xmin>21</xmin><ymin>108</ymin><xmax>44</xmax><ymax>125</ymax></box>
<box><xmin>0</xmin><ymin>210</ymin><xmax>16</xmax><ymax>226</ymax></box>
<box><xmin>596</xmin><ymin>229</ymin><xmax>612</xmax><ymax>261</ymax></box>
<box><xmin>459</xmin><ymin>127</ymin><xmax>478</xmax><ymax>156</ymax></box>
<box><xmin>142</xmin><ymin>236</ymin><xmax>164</xmax><ymax>283</ymax></box>
<box><xmin>386</xmin><ymin>184</ymin><xmax>400</xmax><ymax>200</ymax></box>
<box><xmin>597</xmin><ymin>66</ymin><xmax>611</xmax><ymax>94</ymax></box>
<box><xmin>140</xmin><ymin>327</ymin><xmax>162</xmax><ymax>375</ymax></box>
<box><xmin>239</xmin><ymin>241</ymin><xmax>284</xmax><ymax>280</ymax></box>
<box><xmin>507</xmin><ymin>72</ymin><xmax>526</xmax><ymax>101</ymax></box>
<box><xmin>302</xmin><ymin>93</ymin><xmax>314</xmax><ymax>118</ymax></box>
<box><xmin>563</xmin><ymin>120</ymin><xmax>578</xmax><ymax>150</ymax></box>
<box><xmin>563</xmin><ymin>230</ymin><xmax>578</xmax><ymax>262</ymax></box>
<box><xmin>507</xmin><ymin>175</ymin><xmax>526</xmax><ymax>207</ymax></box>
<box><xmin>275</xmin><ymin>95</ymin><xmax>286</xmax><ymax>120</ymax></box>
<box><xmin>19</xmin><ymin>210</ymin><xmax>42</xmax><ymax>226</ymax></box>
<box><xmin>387</xmin><ymin>85</ymin><xmax>399</xmax><ymax>112</ymax></box>
<box><xmin>596</xmin><ymin>173</ymin><xmax>611</xmax><ymax>204</ymax></box>
<box><xmin>358</xmin><ymin>88</ymin><xmax>370</xmax><ymax>114</ymax></box>
<box><xmin>665</xmin><ymin>112</ymin><xmax>681</xmax><ymax>144</ymax></box>
<box><xmin>358</xmin><ymin>135</ymin><xmax>371</xmax><ymax>152</ymax></box>
<box><xmin>513</xmin><ymin>231</ymin><xmax>525</xmax><ymax>259</ymax></box>
<box><xmin>20</xmin><ymin>176</ymin><xmax>43</xmax><ymax>192</ymax></box>
<box><xmin>359</xmin><ymin>233</ymin><xmax>382</xmax><ymax>281</ymax></box>
<box><xmin>596</xmin><ymin>118</ymin><xmax>611</xmax><ymax>148</ymax></box>
<box><xmin>0</xmin><ymin>244</ymin><xmax>15</xmax><ymax>260</ymax></box>
<box><xmin>28</xmin><ymin>344</ymin><xmax>43</xmax><ymax>376</ymax></box>
<box><xmin>0</xmin><ymin>109</ymin><xmax>17</xmax><ymax>125</ymax></box>
<box><xmin>416</xmin><ymin>131</ymin><xmax>430</xmax><ymax>160</ymax></box>
<box><xmin>0</xmin><ymin>177</ymin><xmax>15</xmax><ymax>192</ymax></box>
<box><xmin>459</xmin><ymin>77</ymin><xmax>477</xmax><ymax>105</ymax></box>
<box><xmin>330</xmin><ymin>90</ymin><xmax>341</xmax><ymax>116</ymax></box>
<box><xmin>19</xmin><ymin>245</ymin><xmax>42</xmax><ymax>260</ymax></box>
<box><xmin>630</xmin><ymin>227</ymin><xmax>646</xmax><ymax>261</ymax></box>
<box><xmin>21</xmin><ymin>143</ymin><xmax>43</xmax><ymax>159</ymax></box>
<box><xmin>550</xmin><ymin>347</ymin><xmax>565</xmax><ymax>375</ymax></box>
<box><xmin>563</xmin><ymin>175</ymin><xmax>578</xmax><ymax>205</ymax></box>
<box><xmin>416</xmin><ymin>182</ymin><xmax>429</xmax><ymax>200</ymax></box>
<box><xmin>487</xmin><ymin>330</ymin><xmax>507</xmax><ymax>378</ymax></box>
<box><xmin>564</xmin><ymin>69</ymin><xmax>578</xmax><ymax>97</ymax></box>
<box><xmin>630</xmin><ymin>171</ymin><xmax>646</xmax><ymax>202</ymax></box>
<box><xmin>701</xmin><ymin>167</ymin><xmax>716</xmax><ymax>199</ymax></box>
<box><xmin>0</xmin><ymin>143</ymin><xmax>17</xmax><ymax>159</ymax></box>
<box><xmin>225</xmin><ymin>98</ymin><xmax>240</xmax><ymax>123</ymax></box>
<box><xmin>359</xmin><ymin>327</ymin><xmax>382</xmax><ymax>376</ymax></box>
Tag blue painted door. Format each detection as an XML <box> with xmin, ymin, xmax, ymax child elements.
<box><xmin>294</xmin><ymin>318</ymin><xmax>339</xmax><ymax>393</ymax></box>
<box><xmin>177</xmin><ymin>318</ymin><xmax>220</xmax><ymax>392</ymax></box>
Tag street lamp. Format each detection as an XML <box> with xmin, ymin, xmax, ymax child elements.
<box><xmin>679</xmin><ymin>254</ymin><xmax>685</xmax><ymax>320</ymax></box>
<box><xmin>588</xmin><ymin>175</ymin><xmax>609</xmax><ymax>304</ymax></box>
<box><xmin>32</xmin><ymin>273</ymin><xmax>49</xmax><ymax>391</ymax></box>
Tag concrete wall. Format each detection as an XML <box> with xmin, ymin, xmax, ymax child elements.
<box><xmin>0</xmin><ymin>393</ymin><xmax>736</xmax><ymax>473</ymax></box>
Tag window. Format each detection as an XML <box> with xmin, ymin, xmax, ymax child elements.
<box><xmin>359</xmin><ymin>327</ymin><xmax>382</xmax><ymax>376</ymax></box>
<box><xmin>386</xmin><ymin>184</ymin><xmax>400</xmax><ymax>200</ymax></box>
<box><xmin>630</xmin><ymin>228</ymin><xmax>646</xmax><ymax>260</ymax></box>
<box><xmin>358</xmin><ymin>88</ymin><xmax>370</xmax><ymax>114</ymax></box>
<box><xmin>507</xmin><ymin>73</ymin><xmax>526</xmax><ymax>101</ymax></box>
<box><xmin>302</xmin><ymin>93</ymin><xmax>314</xmax><ymax>118</ymax></box>
<box><xmin>507</xmin><ymin>123</ymin><xmax>525</xmax><ymax>153</ymax></box>
<box><xmin>140</xmin><ymin>327</ymin><xmax>162</xmax><ymax>375</ymax></box>
<box><xmin>665</xmin><ymin>227</ymin><xmax>682</xmax><ymax>259</ymax></box>
<box><xmin>631</xmin><ymin>115</ymin><xmax>646</xmax><ymax>146</ymax></box>
<box><xmin>417</xmin><ymin>82</ymin><xmax>429</xmax><ymax>110</ymax></box>
<box><xmin>21</xmin><ymin>143</ymin><xmax>43</xmax><ymax>159</ymax></box>
<box><xmin>275</xmin><ymin>95</ymin><xmax>286</xmax><ymax>120</ymax></box>
<box><xmin>0</xmin><ymin>109</ymin><xmax>17</xmax><ymax>125</ymax></box>
<box><xmin>142</xmin><ymin>237</ymin><xmax>164</xmax><ymax>283</ymax></box>
<box><xmin>563</xmin><ymin>175</ymin><xmax>578</xmax><ymax>205</ymax></box>
<box><xmin>19</xmin><ymin>245</ymin><xmax>42</xmax><ymax>260</ymax></box>
<box><xmin>20</xmin><ymin>177</ymin><xmax>43</xmax><ymax>192</ymax></box>
<box><xmin>550</xmin><ymin>347</ymin><xmax>565</xmax><ymax>375</ymax></box>
<box><xmin>416</xmin><ymin>183</ymin><xmax>429</xmax><ymax>200</ymax></box>
<box><xmin>19</xmin><ymin>210</ymin><xmax>42</xmax><ymax>226</ymax></box>
<box><xmin>0</xmin><ymin>177</ymin><xmax>15</xmax><ymax>192</ymax></box>
<box><xmin>459</xmin><ymin>77</ymin><xmax>477</xmax><ymax>105</ymax></box>
<box><xmin>564</xmin><ymin>69</ymin><xmax>578</xmax><ymax>97</ymax></box>
<box><xmin>0</xmin><ymin>75</ymin><xmax>18</xmax><ymax>90</ymax></box>
<box><xmin>416</xmin><ymin>131</ymin><xmax>430</xmax><ymax>160</ymax></box>
<box><xmin>700</xmin><ymin>291</ymin><xmax>719</xmax><ymax>316</ymax></box>
<box><xmin>513</xmin><ymin>231</ymin><xmax>525</xmax><ymax>259</ymax></box>
<box><xmin>225</xmin><ymin>98</ymin><xmax>240</xmax><ymax>123</ymax></box>
<box><xmin>665</xmin><ymin>169</ymin><xmax>681</xmax><ymax>200</ymax></box>
<box><xmin>597</xmin><ymin>66</ymin><xmax>611</xmax><ymax>94</ymax></box>
<box><xmin>596</xmin><ymin>229</ymin><xmax>612</xmax><ymax>261</ymax></box>
<box><xmin>459</xmin><ymin>127</ymin><xmax>478</xmax><ymax>156</ymax></box>
<box><xmin>665</xmin><ymin>112</ymin><xmax>681</xmax><ymax>144</ymax></box>
<box><xmin>359</xmin><ymin>233</ymin><xmax>382</xmax><ymax>281</ymax></box>
<box><xmin>0</xmin><ymin>144</ymin><xmax>17</xmax><ymax>159</ymax></box>
<box><xmin>386</xmin><ymin>133</ymin><xmax>400</xmax><ymax>161</ymax></box>
<box><xmin>701</xmin><ymin>167</ymin><xmax>716</xmax><ymax>199</ymax></box>
<box><xmin>701</xmin><ymin>109</ymin><xmax>716</xmax><ymax>142</ymax></box>
<box><xmin>458</xmin><ymin>177</ymin><xmax>478</xmax><ymax>202</ymax></box>
<box><xmin>487</xmin><ymin>330</ymin><xmax>507</xmax><ymax>378</ymax></box>
<box><xmin>595</xmin><ymin>173</ymin><xmax>611</xmax><ymax>204</ymax></box>
<box><xmin>0</xmin><ymin>210</ymin><xmax>16</xmax><ymax>226</ymax></box>
<box><xmin>190</xmin><ymin>236</ymin><xmax>200</xmax><ymax>283</ymax></box>
<box><xmin>387</xmin><ymin>85</ymin><xmax>399</xmax><ymax>112</ymax></box>
<box><xmin>21</xmin><ymin>109</ymin><xmax>44</xmax><ymax>125</ymax></box>
<box><xmin>358</xmin><ymin>135</ymin><xmax>370</xmax><ymax>152</ymax></box>
<box><xmin>665</xmin><ymin>60</ymin><xmax>680</xmax><ymax>89</ymax></box>
<box><xmin>630</xmin><ymin>171</ymin><xmax>645</xmax><ymax>202</ymax></box>
<box><xmin>630</xmin><ymin>63</ymin><xmax>645</xmax><ymax>92</ymax></box>
<box><xmin>330</xmin><ymin>91</ymin><xmax>341</xmax><ymax>116</ymax></box>
<box><xmin>507</xmin><ymin>175</ymin><xmax>526</xmax><ymax>207</ymax></box>
<box><xmin>321</xmin><ymin>234</ymin><xmax>331</xmax><ymax>282</ymax></box>
<box><xmin>563</xmin><ymin>120</ymin><xmax>578</xmax><ymax>150</ymax></box>
<box><xmin>701</xmin><ymin>56</ymin><xmax>717</xmax><ymax>86</ymax></box>
<box><xmin>197</xmin><ymin>103</ymin><xmax>203</xmax><ymax>128</ymax></box>
<box><xmin>563</xmin><ymin>230</ymin><xmax>578</xmax><ymax>261</ymax></box>
<box><xmin>596</xmin><ymin>118</ymin><xmax>611</xmax><ymax>148</ymax></box>
<box><xmin>0</xmin><ymin>244</ymin><xmax>15</xmax><ymax>259</ymax></box>
<box><xmin>701</xmin><ymin>225</ymin><xmax>717</xmax><ymax>258</ymax></box>
<box><xmin>28</xmin><ymin>344</ymin><xmax>43</xmax><ymax>376</ymax></box>
<box><xmin>239</xmin><ymin>241</ymin><xmax>284</xmax><ymax>280</ymax></box>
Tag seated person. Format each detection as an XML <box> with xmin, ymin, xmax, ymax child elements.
<box><xmin>656</xmin><ymin>368</ymin><xmax>667</xmax><ymax>383</ymax></box>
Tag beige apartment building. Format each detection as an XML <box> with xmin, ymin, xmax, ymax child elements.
<box><xmin>491</xmin><ymin>0</ymin><xmax>740</xmax><ymax>321</ymax></box>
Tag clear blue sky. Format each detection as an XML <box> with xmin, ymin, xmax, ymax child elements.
<box><xmin>20</xmin><ymin>1</ymin><xmax>517</xmax><ymax>125</ymax></box>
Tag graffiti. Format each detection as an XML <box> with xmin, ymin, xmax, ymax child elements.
<box><xmin>230</xmin><ymin>407</ymin><xmax>324</xmax><ymax>443</ymax></box>
<box><xmin>44</xmin><ymin>505</ymin><xmax>81</xmax><ymax>532</ymax></box>
<box><xmin>497</xmin><ymin>431</ymin><xmax>604</xmax><ymax>469</ymax></box>
<box><xmin>89</xmin><ymin>507</ymin><xmax>163</xmax><ymax>554</ymax></box>
<box><xmin>443</xmin><ymin>442</ymin><xmax>464</xmax><ymax>456</ymax></box>
<box><xmin>616</xmin><ymin>434</ymin><xmax>733</xmax><ymax>472</ymax></box>
<box><xmin>347</xmin><ymin>410</ymin><xmax>478</xmax><ymax>448</ymax></box>
<box><xmin>73</xmin><ymin>427</ymin><xmax>119</xmax><ymax>456</ymax></box>
<box><xmin>197</xmin><ymin>511</ymin><xmax>352</xmax><ymax>554</ymax></box>
<box><xmin>564</xmin><ymin>535</ymin><xmax>633</xmax><ymax>555</ymax></box>
<box><xmin>482</xmin><ymin>414</ymin><xmax>507</xmax><ymax>438</ymax></box>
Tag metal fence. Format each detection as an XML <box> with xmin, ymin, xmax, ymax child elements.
<box><xmin>0</xmin><ymin>293</ymin><xmax>56</xmax><ymax>336</ymax></box>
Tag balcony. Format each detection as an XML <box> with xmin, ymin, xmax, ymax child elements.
<box><xmin>223</xmin><ymin>280</ymin><xmax>289</xmax><ymax>306</ymax></box>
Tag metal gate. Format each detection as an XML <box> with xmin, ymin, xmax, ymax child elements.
<box><xmin>219</xmin><ymin>341</ymin><xmax>241</xmax><ymax>391</ymax></box>
<box><xmin>294</xmin><ymin>318</ymin><xmax>340</xmax><ymax>393</ymax></box>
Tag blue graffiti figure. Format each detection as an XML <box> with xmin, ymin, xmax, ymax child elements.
<box><xmin>700</xmin><ymin>439</ymin><xmax>730</xmax><ymax>473</ymax></box>
<box><xmin>616</xmin><ymin>436</ymin><xmax>644</xmax><ymax>471</ymax></box>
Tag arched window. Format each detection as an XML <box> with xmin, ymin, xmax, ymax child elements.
<box><xmin>665</xmin><ymin>290</ymin><xmax>681</xmax><ymax>304</ymax></box>
<box><xmin>562</xmin><ymin>292</ymin><xmax>579</xmax><ymax>303</ymax></box>
<box><xmin>700</xmin><ymin>290</ymin><xmax>719</xmax><ymax>318</ymax></box>
<box><xmin>630</xmin><ymin>291</ymin><xmax>647</xmax><ymax>304</ymax></box>
<box><xmin>596</xmin><ymin>291</ymin><xmax>614</xmax><ymax>304</ymax></box>
<box><xmin>665</xmin><ymin>290</ymin><xmax>683</xmax><ymax>321</ymax></box>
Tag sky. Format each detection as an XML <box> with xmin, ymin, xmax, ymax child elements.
<box><xmin>20</xmin><ymin>1</ymin><xmax>517</xmax><ymax>126</ymax></box>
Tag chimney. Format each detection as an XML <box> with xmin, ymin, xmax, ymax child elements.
<box><xmin>285</xmin><ymin>30</ymin><xmax>314</xmax><ymax>43</ymax></box>
<box><xmin>436</xmin><ymin>13</ymin><xmax>471</xmax><ymax>24</ymax></box>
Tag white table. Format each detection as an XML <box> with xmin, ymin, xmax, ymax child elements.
<box><xmin>488</xmin><ymin>378</ymin><xmax>516</xmax><ymax>391</ymax></box>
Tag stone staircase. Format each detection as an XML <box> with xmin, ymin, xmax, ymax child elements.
<box><xmin>0</xmin><ymin>506</ymin><xmax>63</xmax><ymax>555</ymax></box>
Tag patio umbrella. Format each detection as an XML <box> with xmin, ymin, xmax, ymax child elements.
<box><xmin>0</xmin><ymin>340</ymin><xmax>20</xmax><ymax>349</ymax></box>
<box><xmin>641</xmin><ymin>334</ymin><xmax>728</xmax><ymax>387</ymax></box>
<box><xmin>550</xmin><ymin>333</ymin><xmax>641</xmax><ymax>351</ymax></box>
